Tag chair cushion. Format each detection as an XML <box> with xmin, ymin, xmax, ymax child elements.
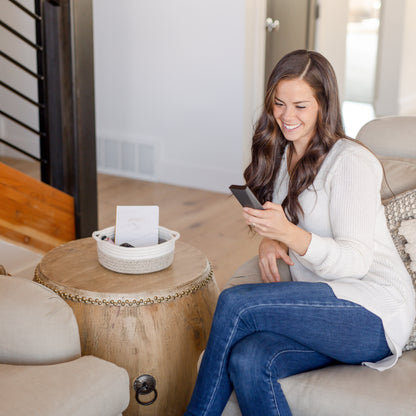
<box><xmin>223</xmin><ymin>350</ymin><xmax>416</xmax><ymax>416</ymax></box>
<box><xmin>281</xmin><ymin>349</ymin><xmax>416</xmax><ymax>416</ymax></box>
<box><xmin>380</xmin><ymin>157</ymin><xmax>416</xmax><ymax>200</ymax></box>
<box><xmin>0</xmin><ymin>356</ymin><xmax>130</xmax><ymax>416</ymax></box>
<box><xmin>0</xmin><ymin>275</ymin><xmax>81</xmax><ymax>364</ymax></box>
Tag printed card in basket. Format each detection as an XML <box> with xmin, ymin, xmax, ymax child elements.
<box><xmin>115</xmin><ymin>206</ymin><xmax>159</xmax><ymax>247</ymax></box>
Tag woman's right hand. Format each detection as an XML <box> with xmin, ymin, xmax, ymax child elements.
<box><xmin>259</xmin><ymin>238</ymin><xmax>294</xmax><ymax>283</ymax></box>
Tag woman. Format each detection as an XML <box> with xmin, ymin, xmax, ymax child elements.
<box><xmin>184</xmin><ymin>50</ymin><xmax>415</xmax><ymax>416</ymax></box>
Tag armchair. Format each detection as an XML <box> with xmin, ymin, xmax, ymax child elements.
<box><xmin>0</xmin><ymin>273</ymin><xmax>130</xmax><ymax>416</ymax></box>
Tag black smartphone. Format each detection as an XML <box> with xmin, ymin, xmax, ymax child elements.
<box><xmin>229</xmin><ymin>185</ymin><xmax>264</xmax><ymax>210</ymax></box>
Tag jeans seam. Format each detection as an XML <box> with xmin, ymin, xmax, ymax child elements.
<box><xmin>244</xmin><ymin>302</ymin><xmax>363</xmax><ymax>310</ymax></box>
<box><xmin>201</xmin><ymin>314</ymin><xmax>240</xmax><ymax>415</ymax></box>
<box><xmin>268</xmin><ymin>349</ymin><xmax>316</xmax><ymax>416</ymax></box>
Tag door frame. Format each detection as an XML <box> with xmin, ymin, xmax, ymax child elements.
<box><xmin>373</xmin><ymin>0</ymin><xmax>405</xmax><ymax>116</ymax></box>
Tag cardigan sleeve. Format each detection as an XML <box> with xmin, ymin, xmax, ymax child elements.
<box><xmin>296</xmin><ymin>147</ymin><xmax>383</xmax><ymax>280</ymax></box>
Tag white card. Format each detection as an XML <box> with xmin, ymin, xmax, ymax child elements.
<box><xmin>115</xmin><ymin>206</ymin><xmax>159</xmax><ymax>247</ymax></box>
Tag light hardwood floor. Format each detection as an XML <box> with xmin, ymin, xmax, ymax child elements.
<box><xmin>1</xmin><ymin>157</ymin><xmax>261</xmax><ymax>289</ymax></box>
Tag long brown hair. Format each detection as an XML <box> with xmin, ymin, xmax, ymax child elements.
<box><xmin>244</xmin><ymin>49</ymin><xmax>346</xmax><ymax>224</ymax></box>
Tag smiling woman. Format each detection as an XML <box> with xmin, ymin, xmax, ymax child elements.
<box><xmin>184</xmin><ymin>50</ymin><xmax>415</xmax><ymax>416</ymax></box>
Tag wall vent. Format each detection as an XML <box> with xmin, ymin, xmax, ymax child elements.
<box><xmin>97</xmin><ymin>138</ymin><xmax>156</xmax><ymax>180</ymax></box>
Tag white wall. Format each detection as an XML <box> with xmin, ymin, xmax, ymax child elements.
<box><xmin>93</xmin><ymin>0</ymin><xmax>265</xmax><ymax>193</ymax></box>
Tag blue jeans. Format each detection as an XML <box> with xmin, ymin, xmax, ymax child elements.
<box><xmin>184</xmin><ymin>282</ymin><xmax>391</xmax><ymax>416</ymax></box>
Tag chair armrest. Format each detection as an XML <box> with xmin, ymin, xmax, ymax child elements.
<box><xmin>0</xmin><ymin>275</ymin><xmax>81</xmax><ymax>365</ymax></box>
<box><xmin>225</xmin><ymin>256</ymin><xmax>291</xmax><ymax>289</ymax></box>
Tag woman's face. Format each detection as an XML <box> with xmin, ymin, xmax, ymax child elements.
<box><xmin>273</xmin><ymin>78</ymin><xmax>319</xmax><ymax>154</ymax></box>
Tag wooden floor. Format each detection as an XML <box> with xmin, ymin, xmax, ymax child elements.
<box><xmin>1</xmin><ymin>157</ymin><xmax>261</xmax><ymax>289</ymax></box>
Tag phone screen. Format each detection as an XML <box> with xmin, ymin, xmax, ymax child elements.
<box><xmin>229</xmin><ymin>185</ymin><xmax>264</xmax><ymax>210</ymax></box>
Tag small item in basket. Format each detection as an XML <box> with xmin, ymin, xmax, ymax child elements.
<box><xmin>120</xmin><ymin>242</ymin><xmax>134</xmax><ymax>248</ymax></box>
<box><xmin>115</xmin><ymin>205</ymin><xmax>159</xmax><ymax>248</ymax></box>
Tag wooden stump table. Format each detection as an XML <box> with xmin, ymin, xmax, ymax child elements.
<box><xmin>35</xmin><ymin>238</ymin><xmax>219</xmax><ymax>415</ymax></box>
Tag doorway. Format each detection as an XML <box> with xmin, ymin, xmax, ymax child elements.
<box><xmin>264</xmin><ymin>0</ymin><xmax>317</xmax><ymax>86</ymax></box>
<box><xmin>342</xmin><ymin>0</ymin><xmax>381</xmax><ymax>137</ymax></box>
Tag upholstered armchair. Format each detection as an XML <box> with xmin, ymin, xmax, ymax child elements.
<box><xmin>0</xmin><ymin>273</ymin><xmax>130</xmax><ymax>416</ymax></box>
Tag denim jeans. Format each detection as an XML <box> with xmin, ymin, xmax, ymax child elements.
<box><xmin>184</xmin><ymin>282</ymin><xmax>391</xmax><ymax>416</ymax></box>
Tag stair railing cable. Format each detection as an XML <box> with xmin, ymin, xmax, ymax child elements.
<box><xmin>0</xmin><ymin>0</ymin><xmax>48</xmax><ymax>166</ymax></box>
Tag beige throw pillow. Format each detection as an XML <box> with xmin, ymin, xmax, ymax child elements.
<box><xmin>384</xmin><ymin>189</ymin><xmax>416</xmax><ymax>351</ymax></box>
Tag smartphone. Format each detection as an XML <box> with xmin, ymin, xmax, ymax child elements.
<box><xmin>229</xmin><ymin>185</ymin><xmax>264</xmax><ymax>210</ymax></box>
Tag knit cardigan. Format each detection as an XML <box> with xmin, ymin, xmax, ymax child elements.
<box><xmin>273</xmin><ymin>138</ymin><xmax>415</xmax><ymax>371</ymax></box>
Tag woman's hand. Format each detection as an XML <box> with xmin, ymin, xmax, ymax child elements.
<box><xmin>259</xmin><ymin>238</ymin><xmax>293</xmax><ymax>283</ymax></box>
<box><xmin>243</xmin><ymin>202</ymin><xmax>291</xmax><ymax>241</ymax></box>
<box><xmin>243</xmin><ymin>201</ymin><xmax>312</xmax><ymax>256</ymax></box>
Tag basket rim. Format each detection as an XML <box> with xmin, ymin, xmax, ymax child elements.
<box><xmin>92</xmin><ymin>225</ymin><xmax>180</xmax><ymax>251</ymax></box>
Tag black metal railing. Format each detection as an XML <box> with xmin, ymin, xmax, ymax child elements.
<box><xmin>0</xmin><ymin>0</ymin><xmax>45</xmax><ymax>164</ymax></box>
<box><xmin>0</xmin><ymin>0</ymin><xmax>98</xmax><ymax>239</ymax></box>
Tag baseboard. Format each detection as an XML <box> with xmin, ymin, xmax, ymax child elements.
<box><xmin>96</xmin><ymin>135</ymin><xmax>244</xmax><ymax>193</ymax></box>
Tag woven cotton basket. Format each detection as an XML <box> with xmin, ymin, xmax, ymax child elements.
<box><xmin>92</xmin><ymin>226</ymin><xmax>180</xmax><ymax>274</ymax></box>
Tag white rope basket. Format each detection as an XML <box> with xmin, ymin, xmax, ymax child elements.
<box><xmin>92</xmin><ymin>226</ymin><xmax>180</xmax><ymax>274</ymax></box>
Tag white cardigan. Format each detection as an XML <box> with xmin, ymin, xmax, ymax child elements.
<box><xmin>273</xmin><ymin>139</ymin><xmax>415</xmax><ymax>371</ymax></box>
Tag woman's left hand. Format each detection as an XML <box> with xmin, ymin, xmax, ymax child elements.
<box><xmin>243</xmin><ymin>201</ymin><xmax>312</xmax><ymax>256</ymax></box>
<box><xmin>243</xmin><ymin>201</ymin><xmax>291</xmax><ymax>241</ymax></box>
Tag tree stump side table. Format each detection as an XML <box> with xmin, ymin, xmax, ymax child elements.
<box><xmin>34</xmin><ymin>238</ymin><xmax>220</xmax><ymax>416</ymax></box>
